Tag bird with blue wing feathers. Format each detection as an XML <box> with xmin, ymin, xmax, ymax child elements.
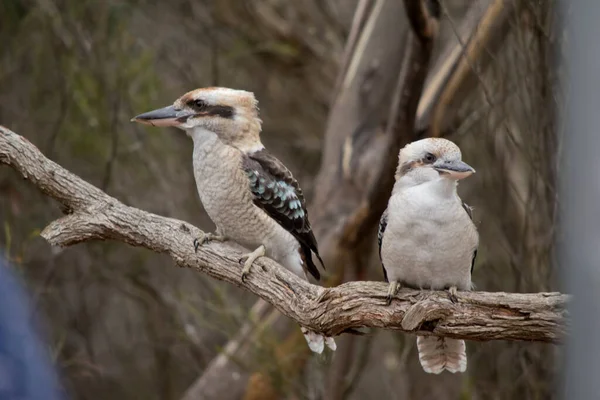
<box><xmin>132</xmin><ymin>87</ymin><xmax>335</xmax><ymax>354</ymax></box>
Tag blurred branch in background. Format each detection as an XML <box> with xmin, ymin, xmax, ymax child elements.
<box><xmin>180</xmin><ymin>299</ymin><xmax>273</xmax><ymax>400</ymax></box>
<box><xmin>416</xmin><ymin>0</ymin><xmax>519</xmax><ymax>136</ymax></box>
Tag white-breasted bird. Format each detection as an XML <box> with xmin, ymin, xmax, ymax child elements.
<box><xmin>131</xmin><ymin>87</ymin><xmax>336</xmax><ymax>354</ymax></box>
<box><xmin>378</xmin><ymin>138</ymin><xmax>478</xmax><ymax>374</ymax></box>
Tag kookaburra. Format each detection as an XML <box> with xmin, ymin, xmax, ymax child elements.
<box><xmin>131</xmin><ymin>87</ymin><xmax>335</xmax><ymax>354</ymax></box>
<box><xmin>378</xmin><ymin>138</ymin><xmax>478</xmax><ymax>374</ymax></box>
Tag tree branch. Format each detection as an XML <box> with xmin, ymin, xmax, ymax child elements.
<box><xmin>0</xmin><ymin>125</ymin><xmax>568</xmax><ymax>343</ymax></box>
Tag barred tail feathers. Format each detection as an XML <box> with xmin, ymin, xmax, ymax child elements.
<box><xmin>416</xmin><ymin>336</ymin><xmax>467</xmax><ymax>374</ymax></box>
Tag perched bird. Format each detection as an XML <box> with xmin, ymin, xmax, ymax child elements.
<box><xmin>378</xmin><ymin>138</ymin><xmax>478</xmax><ymax>374</ymax></box>
<box><xmin>131</xmin><ymin>87</ymin><xmax>335</xmax><ymax>354</ymax></box>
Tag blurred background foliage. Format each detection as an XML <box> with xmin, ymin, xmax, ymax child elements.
<box><xmin>0</xmin><ymin>0</ymin><xmax>560</xmax><ymax>399</ymax></box>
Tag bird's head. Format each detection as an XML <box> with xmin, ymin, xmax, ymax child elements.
<box><xmin>131</xmin><ymin>87</ymin><xmax>263</xmax><ymax>152</ymax></box>
<box><xmin>396</xmin><ymin>138</ymin><xmax>475</xmax><ymax>185</ymax></box>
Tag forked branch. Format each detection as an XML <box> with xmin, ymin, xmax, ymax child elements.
<box><xmin>0</xmin><ymin>126</ymin><xmax>568</xmax><ymax>343</ymax></box>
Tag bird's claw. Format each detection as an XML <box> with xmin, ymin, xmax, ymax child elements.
<box><xmin>193</xmin><ymin>232</ymin><xmax>227</xmax><ymax>253</ymax></box>
<box><xmin>386</xmin><ymin>280</ymin><xmax>400</xmax><ymax>306</ymax></box>
<box><xmin>239</xmin><ymin>245</ymin><xmax>265</xmax><ymax>283</ymax></box>
<box><xmin>448</xmin><ymin>286</ymin><xmax>458</xmax><ymax>303</ymax></box>
<box><xmin>239</xmin><ymin>256</ymin><xmax>249</xmax><ymax>282</ymax></box>
<box><xmin>385</xmin><ymin>295</ymin><xmax>393</xmax><ymax>306</ymax></box>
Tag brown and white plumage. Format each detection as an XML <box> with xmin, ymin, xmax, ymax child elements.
<box><xmin>132</xmin><ymin>87</ymin><xmax>335</xmax><ymax>353</ymax></box>
<box><xmin>378</xmin><ymin>137</ymin><xmax>478</xmax><ymax>374</ymax></box>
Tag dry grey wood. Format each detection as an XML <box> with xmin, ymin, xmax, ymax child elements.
<box><xmin>182</xmin><ymin>300</ymin><xmax>274</xmax><ymax>400</ymax></box>
<box><xmin>0</xmin><ymin>125</ymin><xmax>568</xmax><ymax>343</ymax></box>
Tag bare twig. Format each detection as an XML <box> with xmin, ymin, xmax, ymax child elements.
<box><xmin>331</xmin><ymin>0</ymin><xmax>374</xmax><ymax>101</ymax></box>
<box><xmin>0</xmin><ymin>125</ymin><xmax>569</xmax><ymax>343</ymax></box>
<box><xmin>427</xmin><ymin>0</ymin><xmax>519</xmax><ymax>136</ymax></box>
<box><xmin>415</xmin><ymin>0</ymin><xmax>494</xmax><ymax>131</ymax></box>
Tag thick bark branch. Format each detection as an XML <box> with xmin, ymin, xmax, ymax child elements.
<box><xmin>0</xmin><ymin>125</ymin><xmax>568</xmax><ymax>343</ymax></box>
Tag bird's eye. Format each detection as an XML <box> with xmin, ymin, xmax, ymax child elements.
<box><xmin>193</xmin><ymin>99</ymin><xmax>206</xmax><ymax>109</ymax></box>
<box><xmin>424</xmin><ymin>153</ymin><xmax>436</xmax><ymax>163</ymax></box>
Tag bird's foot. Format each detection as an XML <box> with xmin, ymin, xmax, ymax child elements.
<box><xmin>301</xmin><ymin>327</ymin><xmax>337</xmax><ymax>354</ymax></box>
<box><xmin>448</xmin><ymin>286</ymin><xmax>458</xmax><ymax>303</ymax></box>
<box><xmin>386</xmin><ymin>280</ymin><xmax>400</xmax><ymax>306</ymax></box>
<box><xmin>239</xmin><ymin>245</ymin><xmax>266</xmax><ymax>282</ymax></box>
<box><xmin>193</xmin><ymin>232</ymin><xmax>228</xmax><ymax>252</ymax></box>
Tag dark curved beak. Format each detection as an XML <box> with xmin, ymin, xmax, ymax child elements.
<box><xmin>434</xmin><ymin>160</ymin><xmax>475</xmax><ymax>180</ymax></box>
<box><xmin>131</xmin><ymin>105</ymin><xmax>193</xmax><ymax>127</ymax></box>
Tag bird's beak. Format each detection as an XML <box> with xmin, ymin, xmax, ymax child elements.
<box><xmin>434</xmin><ymin>160</ymin><xmax>475</xmax><ymax>180</ymax></box>
<box><xmin>130</xmin><ymin>105</ymin><xmax>193</xmax><ymax>127</ymax></box>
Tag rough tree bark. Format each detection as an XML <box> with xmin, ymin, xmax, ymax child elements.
<box><xmin>0</xmin><ymin>125</ymin><xmax>568</xmax><ymax>341</ymax></box>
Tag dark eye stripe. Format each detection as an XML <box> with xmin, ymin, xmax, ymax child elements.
<box><xmin>185</xmin><ymin>102</ymin><xmax>235</xmax><ymax>119</ymax></box>
<box><xmin>207</xmin><ymin>105</ymin><xmax>234</xmax><ymax>119</ymax></box>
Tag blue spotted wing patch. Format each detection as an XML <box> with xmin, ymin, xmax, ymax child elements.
<box><xmin>247</xmin><ymin>173</ymin><xmax>306</xmax><ymax>222</ymax></box>
<box><xmin>243</xmin><ymin>149</ymin><xmax>323</xmax><ymax>280</ymax></box>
